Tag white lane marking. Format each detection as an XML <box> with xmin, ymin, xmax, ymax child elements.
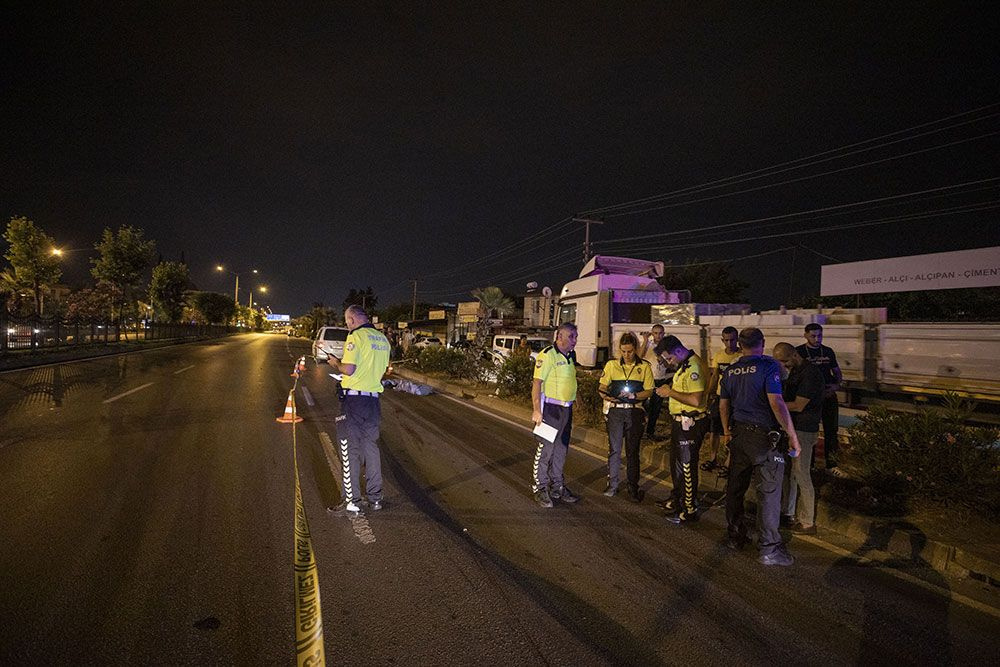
<box><xmin>102</xmin><ymin>382</ymin><xmax>155</xmax><ymax>404</ymax></box>
<box><xmin>173</xmin><ymin>365</ymin><xmax>195</xmax><ymax>375</ymax></box>
<box><xmin>301</xmin><ymin>385</ymin><xmax>315</xmax><ymax>407</ymax></box>
<box><xmin>319</xmin><ymin>431</ymin><xmax>375</xmax><ymax>545</ymax></box>
<box><xmin>436</xmin><ymin>393</ymin><xmax>671</xmax><ymax>487</ymax></box>
<box><xmin>433</xmin><ymin>392</ymin><xmax>1000</xmax><ymax>617</ymax></box>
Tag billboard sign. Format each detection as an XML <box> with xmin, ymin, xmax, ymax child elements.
<box><xmin>265</xmin><ymin>314</ymin><xmax>291</xmax><ymax>322</ymax></box>
<box><xmin>821</xmin><ymin>246</ymin><xmax>1000</xmax><ymax>296</ymax></box>
<box><xmin>429</xmin><ymin>310</ymin><xmax>446</xmax><ymax>320</ymax></box>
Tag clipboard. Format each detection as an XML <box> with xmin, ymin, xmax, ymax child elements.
<box><xmin>533</xmin><ymin>421</ymin><xmax>559</xmax><ymax>443</ymax></box>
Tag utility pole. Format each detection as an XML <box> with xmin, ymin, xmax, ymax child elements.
<box><xmin>572</xmin><ymin>217</ymin><xmax>604</xmax><ymax>262</ymax></box>
<box><xmin>410</xmin><ymin>279</ymin><xmax>417</xmax><ymax>321</ymax></box>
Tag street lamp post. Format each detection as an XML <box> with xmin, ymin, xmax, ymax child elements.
<box><xmin>216</xmin><ymin>265</ymin><xmax>258</xmax><ymax>308</ymax></box>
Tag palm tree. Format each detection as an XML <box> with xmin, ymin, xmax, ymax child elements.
<box><xmin>471</xmin><ymin>286</ymin><xmax>515</xmax><ymax>349</ymax></box>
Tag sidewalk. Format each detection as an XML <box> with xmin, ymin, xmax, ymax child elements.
<box><xmin>392</xmin><ymin>366</ymin><xmax>1000</xmax><ymax>585</ymax></box>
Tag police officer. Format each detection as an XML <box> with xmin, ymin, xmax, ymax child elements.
<box><xmin>599</xmin><ymin>332</ymin><xmax>655</xmax><ymax>502</ymax></box>
<box><xmin>719</xmin><ymin>327</ymin><xmax>801</xmax><ymax>565</ymax></box>
<box><xmin>530</xmin><ymin>323</ymin><xmax>580</xmax><ymax>508</ymax></box>
<box><xmin>653</xmin><ymin>335</ymin><xmax>709</xmax><ymax>524</ymax></box>
<box><xmin>326</xmin><ymin>305</ymin><xmax>392</xmax><ymax>516</ymax></box>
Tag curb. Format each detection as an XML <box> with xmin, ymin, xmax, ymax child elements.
<box><xmin>391</xmin><ymin>366</ymin><xmax>1000</xmax><ymax>584</ymax></box>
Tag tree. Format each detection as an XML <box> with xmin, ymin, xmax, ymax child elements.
<box><xmin>343</xmin><ymin>286</ymin><xmax>378</xmax><ymax>314</ymax></box>
<box><xmin>188</xmin><ymin>291</ymin><xmax>236</xmax><ymax>324</ymax></box>
<box><xmin>659</xmin><ymin>258</ymin><xmax>748</xmax><ymax>303</ymax></box>
<box><xmin>64</xmin><ymin>283</ymin><xmax>117</xmax><ymax>320</ymax></box>
<box><xmin>471</xmin><ymin>286</ymin><xmax>514</xmax><ymax>349</ymax></box>
<box><xmin>0</xmin><ymin>267</ymin><xmax>31</xmax><ymax>314</ymax></box>
<box><xmin>90</xmin><ymin>225</ymin><xmax>156</xmax><ymax>332</ymax></box>
<box><xmin>149</xmin><ymin>261</ymin><xmax>190</xmax><ymax>323</ymax></box>
<box><xmin>2</xmin><ymin>216</ymin><xmax>63</xmax><ymax>316</ymax></box>
<box><xmin>305</xmin><ymin>302</ymin><xmax>338</xmax><ymax>337</ymax></box>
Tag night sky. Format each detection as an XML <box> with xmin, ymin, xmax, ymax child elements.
<box><xmin>3</xmin><ymin>3</ymin><xmax>998</xmax><ymax>316</ymax></box>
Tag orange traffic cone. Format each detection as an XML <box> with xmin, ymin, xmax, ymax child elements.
<box><xmin>276</xmin><ymin>390</ymin><xmax>304</xmax><ymax>423</ymax></box>
<box><xmin>296</xmin><ymin>356</ymin><xmax>307</xmax><ymax>374</ymax></box>
<box><xmin>290</xmin><ymin>359</ymin><xmax>300</xmax><ymax>377</ymax></box>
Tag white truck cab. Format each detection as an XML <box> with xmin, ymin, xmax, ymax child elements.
<box><xmin>558</xmin><ymin>256</ymin><xmax>681</xmax><ymax>367</ymax></box>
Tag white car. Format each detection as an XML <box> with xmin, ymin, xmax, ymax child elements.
<box><xmin>312</xmin><ymin>326</ymin><xmax>349</xmax><ymax>361</ymax></box>
<box><xmin>412</xmin><ymin>336</ymin><xmax>443</xmax><ymax>349</ymax></box>
<box><xmin>491</xmin><ymin>334</ymin><xmax>551</xmax><ymax>364</ymax></box>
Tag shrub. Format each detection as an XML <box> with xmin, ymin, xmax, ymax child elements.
<box><xmin>573</xmin><ymin>371</ymin><xmax>606</xmax><ymax>427</ymax></box>
<box><xmin>416</xmin><ymin>346</ymin><xmax>465</xmax><ymax>376</ymax></box>
<box><xmin>849</xmin><ymin>396</ymin><xmax>1000</xmax><ymax>514</ymax></box>
<box><xmin>496</xmin><ymin>354</ymin><xmax>534</xmax><ymax>400</ymax></box>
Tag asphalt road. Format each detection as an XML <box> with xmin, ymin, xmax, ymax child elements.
<box><xmin>1</xmin><ymin>333</ymin><xmax>998</xmax><ymax>665</ymax></box>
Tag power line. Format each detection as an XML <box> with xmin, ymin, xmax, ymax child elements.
<box><xmin>599</xmin><ymin>131</ymin><xmax>1000</xmax><ymax>219</ymax></box>
<box><xmin>590</xmin><ymin>177</ymin><xmax>1000</xmax><ymax>247</ymax></box>
<box><xmin>580</xmin><ymin>103</ymin><xmax>1000</xmax><ymax>216</ymax></box>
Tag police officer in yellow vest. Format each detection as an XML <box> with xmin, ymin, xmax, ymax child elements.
<box><xmin>654</xmin><ymin>335</ymin><xmax>709</xmax><ymax>523</ymax></box>
<box><xmin>326</xmin><ymin>305</ymin><xmax>391</xmax><ymax>516</ymax></box>
<box><xmin>599</xmin><ymin>332</ymin><xmax>655</xmax><ymax>503</ymax></box>
<box><xmin>530</xmin><ymin>323</ymin><xmax>580</xmax><ymax>508</ymax></box>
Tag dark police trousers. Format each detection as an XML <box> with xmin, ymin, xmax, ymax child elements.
<box><xmin>337</xmin><ymin>395</ymin><xmax>383</xmax><ymax>503</ymax></box>
<box><xmin>645</xmin><ymin>379</ymin><xmax>669</xmax><ymax>437</ymax></box>
<box><xmin>606</xmin><ymin>406</ymin><xmax>645</xmax><ymax>492</ymax></box>
<box><xmin>533</xmin><ymin>403</ymin><xmax>572</xmax><ymax>491</ymax></box>
<box><xmin>669</xmin><ymin>415</ymin><xmax>710</xmax><ymax>513</ymax></box>
<box><xmin>725</xmin><ymin>424</ymin><xmax>786</xmax><ymax>555</ymax></box>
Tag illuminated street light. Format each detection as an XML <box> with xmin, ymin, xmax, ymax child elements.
<box><xmin>215</xmin><ymin>265</ymin><xmax>259</xmax><ymax>307</ymax></box>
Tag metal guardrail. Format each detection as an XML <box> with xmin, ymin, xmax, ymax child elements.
<box><xmin>0</xmin><ymin>310</ymin><xmax>237</xmax><ymax>355</ymax></box>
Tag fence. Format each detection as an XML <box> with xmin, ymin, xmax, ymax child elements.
<box><xmin>1</xmin><ymin>310</ymin><xmax>239</xmax><ymax>355</ymax></box>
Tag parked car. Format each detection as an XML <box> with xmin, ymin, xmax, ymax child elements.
<box><xmin>491</xmin><ymin>334</ymin><xmax>551</xmax><ymax>364</ymax></box>
<box><xmin>412</xmin><ymin>336</ymin><xmax>443</xmax><ymax>349</ymax></box>
<box><xmin>312</xmin><ymin>326</ymin><xmax>349</xmax><ymax>361</ymax></box>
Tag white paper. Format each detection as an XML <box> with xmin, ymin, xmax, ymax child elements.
<box><xmin>329</xmin><ymin>373</ymin><xmax>343</xmax><ymax>381</ymax></box>
<box><xmin>533</xmin><ymin>421</ymin><xmax>558</xmax><ymax>443</ymax></box>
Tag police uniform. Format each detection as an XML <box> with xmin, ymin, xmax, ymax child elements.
<box><xmin>600</xmin><ymin>356</ymin><xmax>655</xmax><ymax>497</ymax></box>
<box><xmin>720</xmin><ymin>354</ymin><xmax>787</xmax><ymax>556</ymax></box>
<box><xmin>641</xmin><ymin>339</ymin><xmax>671</xmax><ymax>439</ymax></box>
<box><xmin>532</xmin><ymin>344</ymin><xmax>577</xmax><ymax>495</ymax></box>
<box><xmin>337</xmin><ymin>323</ymin><xmax>391</xmax><ymax>507</ymax></box>
<box><xmin>666</xmin><ymin>352</ymin><xmax>709</xmax><ymax>518</ymax></box>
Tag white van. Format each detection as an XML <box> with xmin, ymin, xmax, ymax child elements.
<box><xmin>491</xmin><ymin>334</ymin><xmax>551</xmax><ymax>364</ymax></box>
<box><xmin>312</xmin><ymin>326</ymin><xmax>350</xmax><ymax>361</ymax></box>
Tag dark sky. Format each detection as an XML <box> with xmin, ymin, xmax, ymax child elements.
<box><xmin>3</xmin><ymin>3</ymin><xmax>999</xmax><ymax>315</ymax></box>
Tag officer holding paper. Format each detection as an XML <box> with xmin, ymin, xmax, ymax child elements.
<box><xmin>530</xmin><ymin>323</ymin><xmax>580</xmax><ymax>508</ymax></box>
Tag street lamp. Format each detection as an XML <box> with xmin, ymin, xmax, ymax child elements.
<box><xmin>216</xmin><ymin>265</ymin><xmax>258</xmax><ymax>307</ymax></box>
<box><xmin>250</xmin><ymin>285</ymin><xmax>267</xmax><ymax>313</ymax></box>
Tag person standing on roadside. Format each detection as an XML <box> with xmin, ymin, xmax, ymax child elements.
<box><xmin>639</xmin><ymin>324</ymin><xmax>670</xmax><ymax>441</ymax></box>
<box><xmin>796</xmin><ymin>323</ymin><xmax>845</xmax><ymax>477</ymax></box>
<box><xmin>653</xmin><ymin>335</ymin><xmax>709</xmax><ymax>524</ymax></box>
<box><xmin>599</xmin><ymin>332</ymin><xmax>655</xmax><ymax>502</ymax></box>
<box><xmin>326</xmin><ymin>305</ymin><xmax>392</xmax><ymax>516</ymax></box>
<box><xmin>530</xmin><ymin>323</ymin><xmax>581</xmax><ymax>508</ymax></box>
<box><xmin>719</xmin><ymin>327</ymin><xmax>801</xmax><ymax>566</ymax></box>
<box><xmin>773</xmin><ymin>343</ymin><xmax>825</xmax><ymax>535</ymax></box>
<box><xmin>701</xmin><ymin>326</ymin><xmax>741</xmax><ymax>477</ymax></box>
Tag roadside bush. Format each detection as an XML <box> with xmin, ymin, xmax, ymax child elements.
<box><xmin>496</xmin><ymin>354</ymin><xmax>534</xmax><ymax>400</ymax></box>
<box><xmin>573</xmin><ymin>371</ymin><xmax>605</xmax><ymax>427</ymax></box>
<box><xmin>416</xmin><ymin>346</ymin><xmax>465</xmax><ymax>376</ymax></box>
<box><xmin>849</xmin><ymin>396</ymin><xmax>1000</xmax><ymax>515</ymax></box>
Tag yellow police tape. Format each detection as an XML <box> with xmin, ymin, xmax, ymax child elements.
<box><xmin>289</xmin><ymin>384</ymin><xmax>326</xmax><ymax>667</ymax></box>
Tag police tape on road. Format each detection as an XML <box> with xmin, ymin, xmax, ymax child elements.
<box><xmin>287</xmin><ymin>386</ymin><xmax>326</xmax><ymax>667</ymax></box>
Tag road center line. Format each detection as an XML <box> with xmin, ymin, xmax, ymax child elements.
<box><xmin>433</xmin><ymin>392</ymin><xmax>1000</xmax><ymax>617</ymax></box>
<box><xmin>173</xmin><ymin>365</ymin><xmax>195</xmax><ymax>375</ymax></box>
<box><xmin>102</xmin><ymin>382</ymin><xmax>155</xmax><ymax>404</ymax></box>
